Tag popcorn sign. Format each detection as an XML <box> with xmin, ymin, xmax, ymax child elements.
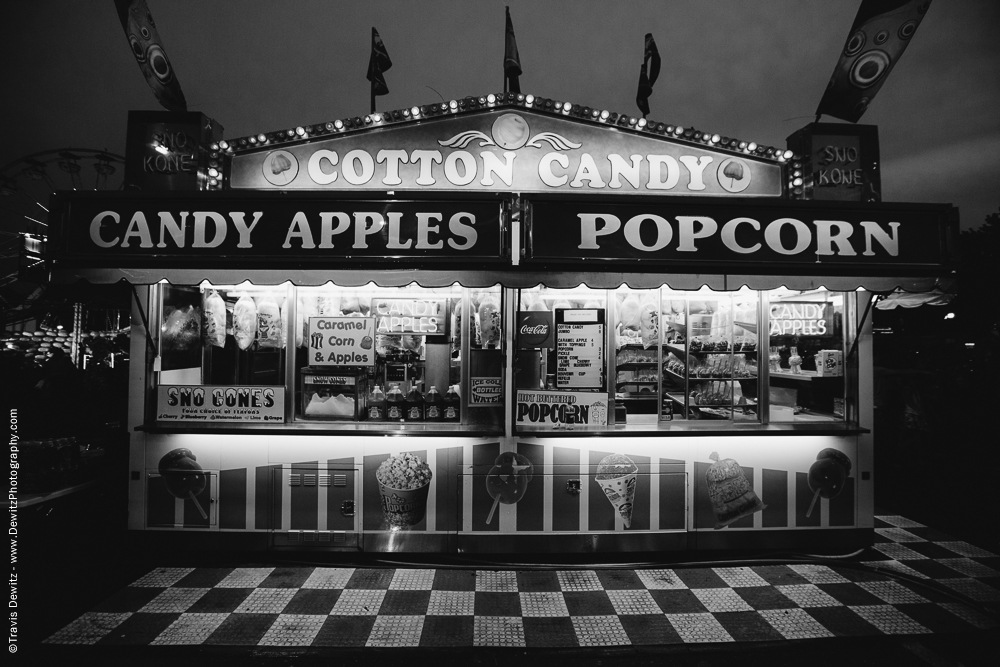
<box><xmin>309</xmin><ymin>316</ymin><xmax>375</xmax><ymax>366</ymax></box>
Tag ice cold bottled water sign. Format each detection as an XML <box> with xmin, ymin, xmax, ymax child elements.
<box><xmin>556</xmin><ymin>309</ymin><xmax>604</xmax><ymax>389</ymax></box>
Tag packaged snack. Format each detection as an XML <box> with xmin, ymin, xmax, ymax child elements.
<box><xmin>256</xmin><ymin>294</ymin><xmax>282</xmax><ymax>348</ymax></box>
<box><xmin>202</xmin><ymin>291</ymin><xmax>226</xmax><ymax>348</ymax></box>
<box><xmin>233</xmin><ymin>294</ymin><xmax>258</xmax><ymax>351</ymax></box>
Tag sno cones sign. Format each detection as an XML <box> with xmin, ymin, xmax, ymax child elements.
<box><xmin>595</xmin><ymin>454</ymin><xmax>638</xmax><ymax>528</ymax></box>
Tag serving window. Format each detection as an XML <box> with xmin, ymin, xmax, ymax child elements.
<box><xmin>148</xmin><ymin>282</ymin><xmax>504</xmax><ymax>428</ymax></box>
<box><xmin>513</xmin><ymin>285</ymin><xmax>857</xmax><ymax>431</ymax></box>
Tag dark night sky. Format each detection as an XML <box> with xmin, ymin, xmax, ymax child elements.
<box><xmin>2</xmin><ymin>0</ymin><xmax>998</xmax><ymax>230</ymax></box>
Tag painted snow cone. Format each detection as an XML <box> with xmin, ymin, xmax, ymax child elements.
<box><xmin>375</xmin><ymin>452</ymin><xmax>433</xmax><ymax>528</ymax></box>
<box><xmin>705</xmin><ymin>451</ymin><xmax>765</xmax><ymax>529</ymax></box>
<box><xmin>595</xmin><ymin>453</ymin><xmax>638</xmax><ymax>528</ymax></box>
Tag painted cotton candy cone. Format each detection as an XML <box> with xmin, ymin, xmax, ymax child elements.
<box><xmin>595</xmin><ymin>454</ymin><xmax>638</xmax><ymax>528</ymax></box>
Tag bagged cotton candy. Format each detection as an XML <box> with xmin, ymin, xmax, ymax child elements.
<box><xmin>478</xmin><ymin>294</ymin><xmax>501</xmax><ymax>347</ymax></box>
<box><xmin>202</xmin><ymin>290</ymin><xmax>226</xmax><ymax>349</ymax></box>
<box><xmin>297</xmin><ymin>294</ymin><xmax>318</xmax><ymax>347</ymax></box>
<box><xmin>162</xmin><ymin>305</ymin><xmax>201</xmax><ymax>352</ymax></box>
<box><xmin>339</xmin><ymin>294</ymin><xmax>360</xmax><ymax>315</ymax></box>
<box><xmin>233</xmin><ymin>294</ymin><xmax>258</xmax><ymax>351</ymax></box>
<box><xmin>619</xmin><ymin>294</ymin><xmax>641</xmax><ymax>331</ymax></box>
<box><xmin>317</xmin><ymin>293</ymin><xmax>341</xmax><ymax>316</ymax></box>
<box><xmin>256</xmin><ymin>294</ymin><xmax>282</xmax><ymax>349</ymax></box>
<box><xmin>639</xmin><ymin>295</ymin><xmax>659</xmax><ymax>348</ymax></box>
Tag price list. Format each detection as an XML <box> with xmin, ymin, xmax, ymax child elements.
<box><xmin>556</xmin><ymin>310</ymin><xmax>605</xmax><ymax>389</ymax></box>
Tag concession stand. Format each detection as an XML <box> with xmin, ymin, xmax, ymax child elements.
<box><xmin>45</xmin><ymin>94</ymin><xmax>957</xmax><ymax>555</ymax></box>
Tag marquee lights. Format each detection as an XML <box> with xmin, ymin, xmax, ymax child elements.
<box><xmin>215</xmin><ymin>92</ymin><xmax>800</xmax><ymax>184</ymax></box>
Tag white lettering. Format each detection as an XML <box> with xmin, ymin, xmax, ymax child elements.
<box><xmin>377</xmin><ymin>149</ymin><xmax>408</xmax><ymax>186</ymax></box>
<box><xmin>192</xmin><ymin>211</ymin><xmax>226</xmax><ymax>248</ymax></box>
<box><xmin>539</xmin><ymin>152</ymin><xmax>569</xmax><ymax>187</ymax></box>
<box><xmin>121</xmin><ymin>212</ymin><xmax>154</xmax><ymax>248</ymax></box>
<box><xmin>814</xmin><ymin>220</ymin><xmax>857</xmax><ymax>256</ymax></box>
<box><xmin>679</xmin><ymin>155</ymin><xmax>713</xmax><ymax>191</ymax></box>
<box><xmin>608</xmin><ymin>154</ymin><xmax>641</xmax><ymax>189</ymax></box>
<box><xmin>342</xmin><ymin>149</ymin><xmax>375</xmax><ymax>185</ymax></box>
<box><xmin>676</xmin><ymin>216</ymin><xmax>718</xmax><ymax>252</ymax></box>
<box><xmin>764</xmin><ymin>218</ymin><xmax>811</xmax><ymax>255</ymax></box>
<box><xmin>282</xmin><ymin>212</ymin><xmax>315</xmax><ymax>249</ymax></box>
<box><xmin>570</xmin><ymin>153</ymin><xmax>606</xmax><ymax>189</ymax></box>
<box><xmin>647</xmin><ymin>155</ymin><xmax>680</xmax><ymax>190</ymax></box>
<box><xmin>861</xmin><ymin>221</ymin><xmax>900</xmax><ymax>256</ymax></box>
<box><xmin>307</xmin><ymin>149</ymin><xmax>338</xmax><ymax>185</ymax></box>
<box><xmin>229</xmin><ymin>211</ymin><xmax>262</xmax><ymax>249</ymax></box>
<box><xmin>157</xmin><ymin>211</ymin><xmax>187</xmax><ymax>248</ymax></box>
<box><xmin>415</xmin><ymin>212</ymin><xmax>444</xmax><ymax>249</ymax></box>
<box><xmin>90</xmin><ymin>211</ymin><xmax>120</xmax><ymax>248</ymax></box>
<box><xmin>480</xmin><ymin>151</ymin><xmax>515</xmax><ymax>186</ymax></box>
<box><xmin>318</xmin><ymin>212</ymin><xmax>350</xmax><ymax>248</ymax></box>
<box><xmin>410</xmin><ymin>150</ymin><xmax>442</xmax><ymax>185</ymax></box>
<box><xmin>720</xmin><ymin>217</ymin><xmax>761</xmax><ymax>254</ymax></box>
<box><xmin>353</xmin><ymin>212</ymin><xmax>385</xmax><ymax>248</ymax></box>
<box><xmin>444</xmin><ymin>151</ymin><xmax>477</xmax><ymax>186</ymax></box>
<box><xmin>624</xmin><ymin>214</ymin><xmax>671</xmax><ymax>251</ymax></box>
<box><xmin>448</xmin><ymin>212</ymin><xmax>477</xmax><ymax>250</ymax></box>
<box><xmin>385</xmin><ymin>211</ymin><xmax>412</xmax><ymax>249</ymax></box>
<box><xmin>577</xmin><ymin>213</ymin><xmax>621</xmax><ymax>250</ymax></box>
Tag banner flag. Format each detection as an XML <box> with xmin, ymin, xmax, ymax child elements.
<box><xmin>504</xmin><ymin>7</ymin><xmax>522</xmax><ymax>94</ymax></box>
<box><xmin>635</xmin><ymin>33</ymin><xmax>661</xmax><ymax>118</ymax></box>
<box><xmin>816</xmin><ymin>0</ymin><xmax>932</xmax><ymax>122</ymax></box>
<box><xmin>114</xmin><ymin>0</ymin><xmax>187</xmax><ymax>112</ymax></box>
<box><xmin>367</xmin><ymin>27</ymin><xmax>392</xmax><ymax>97</ymax></box>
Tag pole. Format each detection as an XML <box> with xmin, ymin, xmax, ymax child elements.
<box><xmin>370</xmin><ymin>83</ymin><xmax>375</xmax><ymax>115</ymax></box>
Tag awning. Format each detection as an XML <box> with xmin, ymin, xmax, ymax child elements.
<box><xmin>49</xmin><ymin>266</ymin><xmax>946</xmax><ymax>293</ymax></box>
<box><xmin>874</xmin><ymin>285</ymin><xmax>956</xmax><ymax>309</ymax></box>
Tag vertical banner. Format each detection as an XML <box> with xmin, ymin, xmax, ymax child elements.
<box><xmin>114</xmin><ymin>0</ymin><xmax>187</xmax><ymax>111</ymax></box>
<box><xmin>816</xmin><ymin>0</ymin><xmax>932</xmax><ymax>122</ymax></box>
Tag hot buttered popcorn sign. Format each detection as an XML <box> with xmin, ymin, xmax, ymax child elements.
<box><xmin>308</xmin><ymin>316</ymin><xmax>376</xmax><ymax>366</ymax></box>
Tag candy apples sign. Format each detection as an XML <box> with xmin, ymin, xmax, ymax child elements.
<box><xmin>230</xmin><ymin>109</ymin><xmax>782</xmax><ymax>197</ymax></box>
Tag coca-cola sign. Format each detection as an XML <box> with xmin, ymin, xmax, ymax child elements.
<box><xmin>517</xmin><ymin>311</ymin><xmax>554</xmax><ymax>349</ymax></box>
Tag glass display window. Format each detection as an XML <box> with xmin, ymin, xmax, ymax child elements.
<box><xmin>153</xmin><ymin>282</ymin><xmax>290</xmax><ymax>423</ymax></box>
<box><xmin>765</xmin><ymin>288</ymin><xmax>847</xmax><ymax>422</ymax></box>
<box><xmin>294</xmin><ymin>283</ymin><xmax>467</xmax><ymax>423</ymax></box>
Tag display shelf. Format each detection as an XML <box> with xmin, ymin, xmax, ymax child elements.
<box><xmin>615</xmin><ymin>362</ymin><xmax>658</xmax><ymax>368</ymax></box>
<box><xmin>663</xmin><ymin>343</ymin><xmax>688</xmax><ymax>358</ymax></box>
<box><xmin>770</xmin><ymin>369</ymin><xmax>838</xmax><ymax>381</ymax></box>
<box><xmin>616</xmin><ymin>380</ymin><xmax>659</xmax><ymax>385</ymax></box>
<box><xmin>663</xmin><ymin>368</ymin><xmax>687</xmax><ymax>382</ymax></box>
<box><xmin>618</xmin><ymin>394</ymin><xmax>657</xmax><ymax>401</ymax></box>
<box><xmin>664</xmin><ymin>393</ymin><xmax>686</xmax><ymax>405</ymax></box>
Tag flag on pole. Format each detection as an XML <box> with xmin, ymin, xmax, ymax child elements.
<box><xmin>816</xmin><ymin>0</ymin><xmax>932</xmax><ymax>122</ymax></box>
<box><xmin>114</xmin><ymin>0</ymin><xmax>187</xmax><ymax>112</ymax></box>
<box><xmin>504</xmin><ymin>7</ymin><xmax>522</xmax><ymax>94</ymax></box>
<box><xmin>635</xmin><ymin>33</ymin><xmax>661</xmax><ymax>118</ymax></box>
<box><xmin>367</xmin><ymin>27</ymin><xmax>392</xmax><ymax>97</ymax></box>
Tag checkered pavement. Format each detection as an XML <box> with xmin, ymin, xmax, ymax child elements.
<box><xmin>44</xmin><ymin>515</ymin><xmax>998</xmax><ymax>647</ymax></box>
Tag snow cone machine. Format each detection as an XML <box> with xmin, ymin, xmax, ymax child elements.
<box><xmin>45</xmin><ymin>99</ymin><xmax>957</xmax><ymax>554</ymax></box>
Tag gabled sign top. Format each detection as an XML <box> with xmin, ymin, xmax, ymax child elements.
<box><xmin>217</xmin><ymin>93</ymin><xmax>793</xmax><ymax>198</ymax></box>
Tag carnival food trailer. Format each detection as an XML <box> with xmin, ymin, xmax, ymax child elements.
<box><xmin>46</xmin><ymin>93</ymin><xmax>957</xmax><ymax>554</ymax></box>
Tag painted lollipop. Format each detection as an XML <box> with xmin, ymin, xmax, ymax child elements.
<box><xmin>485</xmin><ymin>451</ymin><xmax>534</xmax><ymax>524</ymax></box>
<box><xmin>158</xmin><ymin>448</ymin><xmax>208</xmax><ymax>519</ymax></box>
<box><xmin>806</xmin><ymin>448</ymin><xmax>852</xmax><ymax>517</ymax></box>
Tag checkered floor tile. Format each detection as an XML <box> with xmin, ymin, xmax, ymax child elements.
<box><xmin>44</xmin><ymin>514</ymin><xmax>998</xmax><ymax>648</ymax></box>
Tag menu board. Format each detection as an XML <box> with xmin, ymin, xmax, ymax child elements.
<box><xmin>555</xmin><ymin>309</ymin><xmax>605</xmax><ymax>389</ymax></box>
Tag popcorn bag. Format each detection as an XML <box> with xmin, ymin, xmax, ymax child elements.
<box><xmin>705</xmin><ymin>451</ymin><xmax>765</xmax><ymax>529</ymax></box>
<box><xmin>376</xmin><ymin>453</ymin><xmax>433</xmax><ymax>528</ymax></box>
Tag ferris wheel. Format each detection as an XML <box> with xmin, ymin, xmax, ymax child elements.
<box><xmin>0</xmin><ymin>148</ymin><xmax>125</xmax><ymax>325</ymax></box>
